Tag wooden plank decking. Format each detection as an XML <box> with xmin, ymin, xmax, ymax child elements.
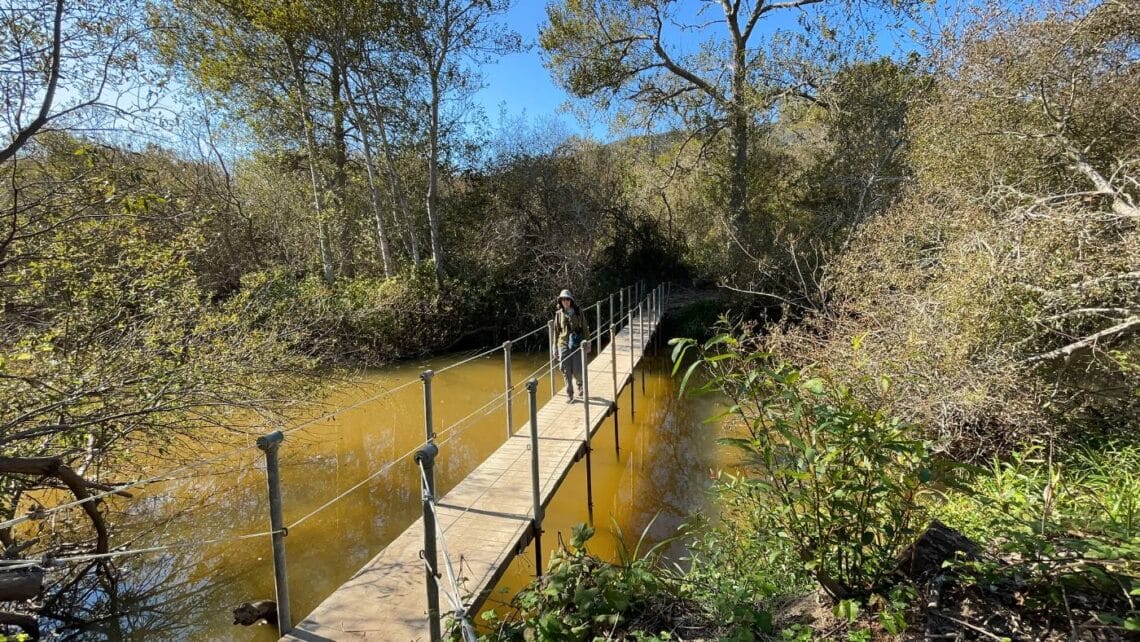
<box><xmin>283</xmin><ymin>309</ymin><xmax>662</xmax><ymax>642</ymax></box>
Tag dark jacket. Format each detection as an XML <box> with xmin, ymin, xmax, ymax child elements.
<box><xmin>553</xmin><ymin>306</ymin><xmax>589</xmax><ymax>351</ymax></box>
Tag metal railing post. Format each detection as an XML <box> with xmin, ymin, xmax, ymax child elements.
<box><xmin>526</xmin><ymin>379</ymin><xmax>544</xmax><ymax>575</ymax></box>
<box><xmin>610</xmin><ymin>324</ymin><xmax>619</xmax><ymax>457</ymax></box>
<box><xmin>256</xmin><ymin>430</ymin><xmax>292</xmax><ymax>634</ymax></box>
<box><xmin>503</xmin><ymin>341</ymin><xmax>513</xmax><ymax>437</ymax></box>
<box><xmin>415</xmin><ymin>443</ymin><xmax>442</xmax><ymax>642</ymax></box>
<box><xmin>580</xmin><ymin>347</ymin><xmax>594</xmax><ymax>523</ymax></box>
<box><xmin>608</xmin><ymin>293</ymin><xmax>614</xmax><ymax>337</ymax></box>
<box><xmin>639</xmin><ymin>302</ymin><xmax>646</xmax><ymax>394</ymax></box>
<box><xmin>421</xmin><ymin>370</ymin><xmax>435</xmax><ymax>442</ymax></box>
<box><xmin>595</xmin><ymin>301</ymin><xmax>602</xmax><ymax>354</ymax></box>
<box><xmin>618</xmin><ymin>288</ymin><xmax>624</xmax><ymax>331</ymax></box>
<box><xmin>629</xmin><ymin>298</ymin><xmax>635</xmax><ymax>419</ymax></box>
<box><xmin>637</xmin><ymin>301</ymin><xmax>642</xmax><ymax>357</ymax></box>
<box><xmin>650</xmin><ymin>288</ymin><xmax>657</xmax><ymax>355</ymax></box>
<box><xmin>547</xmin><ymin>320</ymin><xmax>555</xmax><ymax>397</ymax></box>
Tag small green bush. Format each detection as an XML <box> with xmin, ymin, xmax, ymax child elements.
<box><xmin>936</xmin><ymin>444</ymin><xmax>1140</xmax><ymax>628</ymax></box>
<box><xmin>672</xmin><ymin>332</ymin><xmax>941</xmax><ymax>600</ymax></box>
<box><xmin>227</xmin><ymin>264</ymin><xmax>477</xmax><ymax>364</ymax></box>
<box><xmin>479</xmin><ymin>523</ymin><xmax>673</xmax><ymax>642</ymax></box>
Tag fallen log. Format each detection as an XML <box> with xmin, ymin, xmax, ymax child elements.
<box><xmin>233</xmin><ymin>600</ymin><xmax>277</xmax><ymax>626</ymax></box>
<box><xmin>0</xmin><ymin>567</ymin><xmax>43</xmax><ymax>601</ymax></box>
<box><xmin>895</xmin><ymin>519</ymin><xmax>981</xmax><ymax>581</ymax></box>
<box><xmin>0</xmin><ymin>611</ymin><xmax>38</xmax><ymax>639</ymax></box>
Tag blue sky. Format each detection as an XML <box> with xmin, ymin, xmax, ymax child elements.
<box><xmin>471</xmin><ymin>0</ymin><xmax>922</xmax><ymax>143</ymax></box>
<box><xmin>473</xmin><ymin>2</ymin><xmax>588</xmax><ymax>137</ymax></box>
<box><xmin>472</xmin><ymin>1</ymin><xmax>743</xmax><ymax>141</ymax></box>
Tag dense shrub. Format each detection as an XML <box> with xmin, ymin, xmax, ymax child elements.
<box><xmin>763</xmin><ymin>0</ymin><xmax>1140</xmax><ymax>457</ymax></box>
<box><xmin>226</xmin><ymin>263</ymin><xmax>483</xmax><ymax>364</ymax></box>
<box><xmin>672</xmin><ymin>331</ymin><xmax>940</xmax><ymax>600</ymax></box>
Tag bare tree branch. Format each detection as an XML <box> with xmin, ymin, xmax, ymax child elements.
<box><xmin>0</xmin><ymin>0</ymin><xmax>64</xmax><ymax>165</ymax></box>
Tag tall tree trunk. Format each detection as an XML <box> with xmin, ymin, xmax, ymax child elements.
<box><xmin>285</xmin><ymin>39</ymin><xmax>336</xmax><ymax>285</ymax></box>
<box><xmin>376</xmin><ymin>112</ymin><xmax>419</xmax><ymax>264</ymax></box>
<box><xmin>728</xmin><ymin>35</ymin><xmax>749</xmax><ymax>246</ymax></box>
<box><xmin>360</xmin><ymin>71</ymin><xmax>420</xmax><ymax>263</ymax></box>
<box><xmin>343</xmin><ymin>70</ymin><xmax>394</xmax><ymax>277</ymax></box>
<box><xmin>330</xmin><ymin>55</ymin><xmax>354</xmax><ymax>278</ymax></box>
<box><xmin>728</xmin><ymin>106</ymin><xmax>748</xmax><ymax>235</ymax></box>
<box><xmin>425</xmin><ymin>72</ymin><xmax>445</xmax><ymax>284</ymax></box>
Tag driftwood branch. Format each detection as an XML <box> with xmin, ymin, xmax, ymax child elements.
<box><xmin>1025</xmin><ymin>316</ymin><xmax>1140</xmax><ymax>364</ymax></box>
<box><xmin>0</xmin><ymin>456</ymin><xmax>133</xmax><ymax>554</ymax></box>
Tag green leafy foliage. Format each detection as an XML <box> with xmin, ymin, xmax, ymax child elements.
<box><xmin>936</xmin><ymin>444</ymin><xmax>1140</xmax><ymax>625</ymax></box>
<box><xmin>671</xmin><ymin>518</ymin><xmax>783</xmax><ymax>641</ymax></box>
<box><xmin>672</xmin><ymin>330</ymin><xmax>941</xmax><ymax>600</ymax></box>
<box><xmin>228</xmin><ymin>262</ymin><xmax>480</xmax><ymax>364</ymax></box>
<box><xmin>762</xmin><ymin>0</ymin><xmax>1140</xmax><ymax>458</ymax></box>
<box><xmin>479</xmin><ymin>523</ymin><xmax>673</xmax><ymax>642</ymax></box>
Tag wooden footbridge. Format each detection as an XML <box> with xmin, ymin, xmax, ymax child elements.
<box><xmin>281</xmin><ymin>283</ymin><xmax>668</xmax><ymax>642</ymax></box>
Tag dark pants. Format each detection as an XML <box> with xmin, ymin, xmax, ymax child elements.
<box><xmin>558</xmin><ymin>346</ymin><xmax>584</xmax><ymax>395</ymax></box>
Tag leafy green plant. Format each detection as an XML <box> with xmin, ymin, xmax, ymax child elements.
<box><xmin>872</xmin><ymin>585</ymin><xmax>914</xmax><ymax>635</ymax></box>
<box><xmin>834</xmin><ymin>598</ymin><xmax>860</xmax><ymax>622</ymax></box>
<box><xmin>777</xmin><ymin>623</ymin><xmax>815</xmax><ymax>641</ymax></box>
<box><xmin>672</xmin><ymin>517</ymin><xmax>784</xmax><ymax>642</ymax></box>
<box><xmin>936</xmin><ymin>444</ymin><xmax>1140</xmax><ymax>629</ymax></box>
<box><xmin>672</xmin><ymin>332</ymin><xmax>941</xmax><ymax>600</ymax></box>
<box><xmin>479</xmin><ymin>523</ymin><xmax>672</xmax><ymax>642</ymax></box>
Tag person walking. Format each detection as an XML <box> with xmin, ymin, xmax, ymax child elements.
<box><xmin>553</xmin><ymin>289</ymin><xmax>590</xmax><ymax>402</ymax></box>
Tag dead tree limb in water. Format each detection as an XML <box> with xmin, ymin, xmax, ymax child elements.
<box><xmin>0</xmin><ymin>456</ymin><xmax>132</xmax><ymax>554</ymax></box>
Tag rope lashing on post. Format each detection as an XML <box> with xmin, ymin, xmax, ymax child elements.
<box><xmin>418</xmin><ymin>459</ymin><xmax>478</xmax><ymax>642</ymax></box>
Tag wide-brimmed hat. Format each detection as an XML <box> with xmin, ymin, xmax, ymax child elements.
<box><xmin>556</xmin><ymin>289</ymin><xmax>574</xmax><ymax>302</ymax></box>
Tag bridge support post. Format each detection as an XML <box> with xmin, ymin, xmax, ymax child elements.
<box><xmin>609</xmin><ymin>293</ymin><xmax>614</xmax><ymax>338</ymax></box>
<box><xmin>546</xmin><ymin>321</ymin><xmax>555</xmax><ymax>397</ymax></box>
<box><xmin>421</xmin><ymin>370</ymin><xmax>435</xmax><ymax>442</ymax></box>
<box><xmin>580</xmin><ymin>347</ymin><xmax>594</xmax><ymax>524</ymax></box>
<box><xmin>629</xmin><ymin>302</ymin><xmax>635</xmax><ymax>420</ymax></box>
<box><xmin>525</xmin><ymin>379</ymin><xmax>544</xmax><ymax>576</ymax></box>
<box><xmin>610</xmin><ymin>324</ymin><xmax>619</xmax><ymax>458</ymax></box>
<box><xmin>414</xmin><ymin>443</ymin><xmax>442</xmax><ymax>642</ymax></box>
<box><xmin>595</xmin><ymin>301</ymin><xmax>602</xmax><ymax>355</ymax></box>
<box><xmin>256</xmin><ymin>430</ymin><xmax>292</xmax><ymax>635</ymax></box>
<box><xmin>503</xmin><ymin>341</ymin><xmax>513</xmax><ymax>437</ymax></box>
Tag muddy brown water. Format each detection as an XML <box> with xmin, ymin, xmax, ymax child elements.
<box><xmin>46</xmin><ymin>350</ymin><xmax>729</xmax><ymax>640</ymax></box>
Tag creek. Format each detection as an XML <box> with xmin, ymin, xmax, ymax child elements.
<box><xmin>51</xmin><ymin>348</ymin><xmax>727</xmax><ymax>640</ymax></box>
